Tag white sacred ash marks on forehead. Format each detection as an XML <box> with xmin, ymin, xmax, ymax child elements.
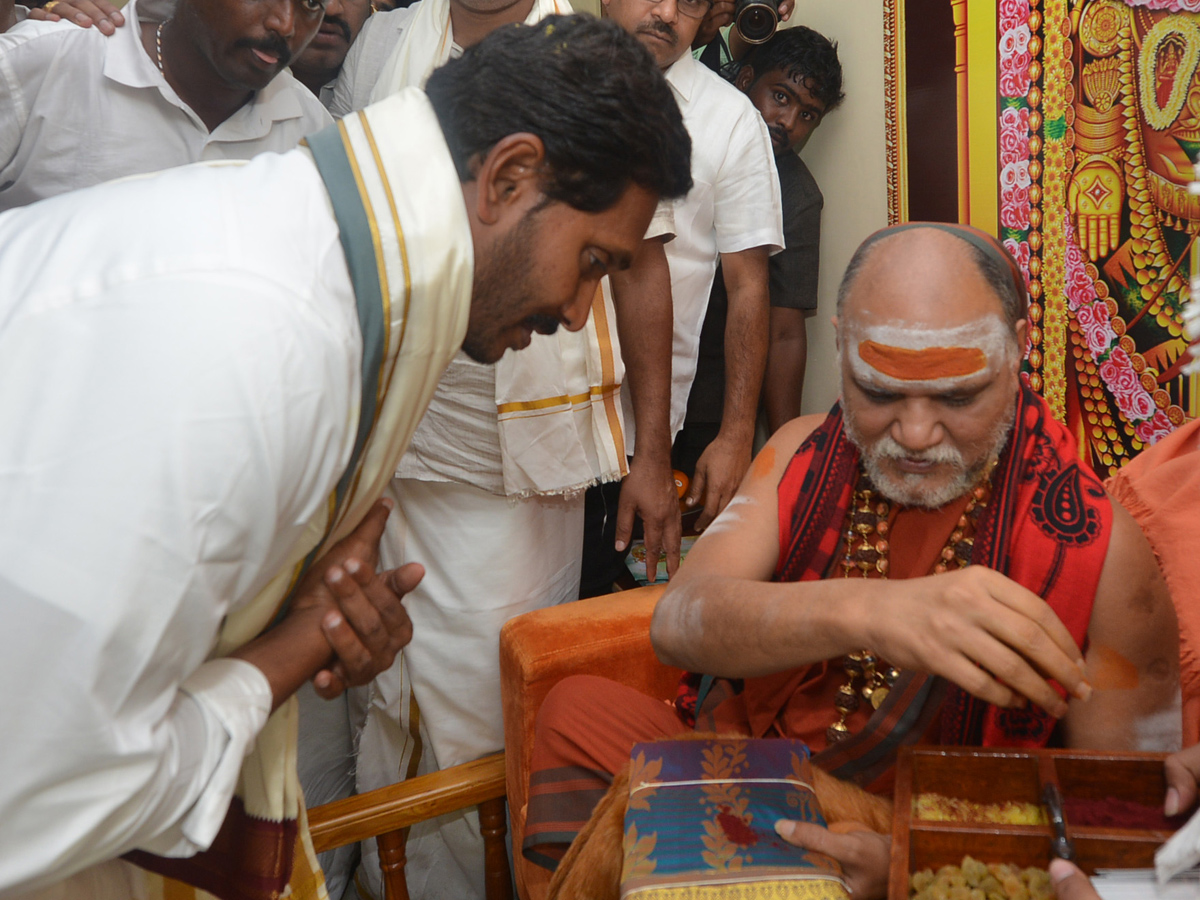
<box><xmin>845</xmin><ymin>317</ymin><xmax>1014</xmax><ymax>393</ymax></box>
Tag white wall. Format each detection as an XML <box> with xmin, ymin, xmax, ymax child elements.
<box><xmin>786</xmin><ymin>1</ymin><xmax>889</xmax><ymax>414</ymax></box>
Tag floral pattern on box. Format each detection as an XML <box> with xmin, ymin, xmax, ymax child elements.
<box><xmin>620</xmin><ymin>739</ymin><xmax>848</xmax><ymax>900</ymax></box>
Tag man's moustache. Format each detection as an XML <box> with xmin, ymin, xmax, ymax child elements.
<box><xmin>769</xmin><ymin>126</ymin><xmax>788</xmax><ymax>147</ymax></box>
<box><xmin>873</xmin><ymin>437</ymin><xmax>963</xmax><ymax>467</ymax></box>
<box><xmin>234</xmin><ymin>35</ymin><xmax>293</xmax><ymax>66</ymax></box>
<box><xmin>637</xmin><ymin>22</ymin><xmax>677</xmax><ymax>43</ymax></box>
<box><xmin>524</xmin><ymin>314</ymin><xmax>561</xmax><ymax>336</ymax></box>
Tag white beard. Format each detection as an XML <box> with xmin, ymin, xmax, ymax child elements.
<box><xmin>842</xmin><ymin>399</ymin><xmax>1016</xmax><ymax>510</ymax></box>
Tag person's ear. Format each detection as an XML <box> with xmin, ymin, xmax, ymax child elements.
<box><xmin>832</xmin><ymin>314</ymin><xmax>840</xmax><ymax>351</ymax></box>
<box><xmin>472</xmin><ymin>133</ymin><xmax>546</xmax><ymax>226</ymax></box>
<box><xmin>1014</xmin><ymin>318</ymin><xmax>1029</xmax><ymax>369</ymax></box>
<box><xmin>735</xmin><ymin>65</ymin><xmax>755</xmax><ymax>92</ymax></box>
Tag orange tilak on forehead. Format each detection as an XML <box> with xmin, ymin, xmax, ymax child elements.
<box><xmin>857</xmin><ymin>340</ymin><xmax>988</xmax><ymax>381</ymax></box>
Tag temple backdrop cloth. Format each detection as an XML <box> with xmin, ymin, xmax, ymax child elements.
<box><xmin>618</xmin><ymin>739</ymin><xmax>847</xmax><ymax>900</ymax></box>
<box><xmin>0</xmin><ymin>89</ymin><xmax>471</xmax><ymax>900</ymax></box>
<box><xmin>1106</xmin><ymin>417</ymin><xmax>1200</xmax><ymax>745</ymax></box>
<box><xmin>678</xmin><ymin>387</ymin><xmax>1111</xmax><ymax>787</ymax></box>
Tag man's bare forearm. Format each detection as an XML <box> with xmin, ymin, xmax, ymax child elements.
<box><xmin>717</xmin><ymin>248</ymin><xmax>770</xmax><ymax>444</ymax></box>
<box><xmin>611</xmin><ymin>238</ymin><xmax>674</xmax><ymax>464</ymax></box>
<box><xmin>763</xmin><ymin>307</ymin><xmax>807</xmax><ymax>432</ymax></box>
<box><xmin>230</xmin><ymin>609</ymin><xmax>335</xmax><ymax>712</ymax></box>
<box><xmin>651</xmin><ymin>571</ymin><xmax>875</xmax><ymax>676</ymax></box>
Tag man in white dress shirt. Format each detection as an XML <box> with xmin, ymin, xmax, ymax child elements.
<box><xmin>0</xmin><ymin>17</ymin><xmax>691</xmax><ymax>900</ymax></box>
<box><xmin>0</xmin><ymin>0</ymin><xmax>331</xmax><ymax>210</ymax></box>
<box><xmin>578</xmin><ymin>0</ymin><xmax>784</xmax><ymax>596</ymax></box>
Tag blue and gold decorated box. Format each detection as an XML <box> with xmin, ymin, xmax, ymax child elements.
<box><xmin>620</xmin><ymin>738</ymin><xmax>850</xmax><ymax>899</ymax></box>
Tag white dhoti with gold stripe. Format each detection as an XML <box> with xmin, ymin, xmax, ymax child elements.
<box><xmin>349</xmin><ymin>479</ymin><xmax>584</xmax><ymax>900</ymax></box>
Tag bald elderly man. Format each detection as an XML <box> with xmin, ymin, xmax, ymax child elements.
<box><xmin>522</xmin><ymin>223</ymin><xmax>1181</xmax><ymax>898</ymax></box>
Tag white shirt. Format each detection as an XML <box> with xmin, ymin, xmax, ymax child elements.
<box><xmin>0</xmin><ymin>0</ymin><xmax>332</xmax><ymax>210</ymax></box>
<box><xmin>626</xmin><ymin>52</ymin><xmax>783</xmax><ymax>445</ymax></box>
<box><xmin>329</xmin><ymin>4</ymin><xmax>422</xmax><ymax>118</ymax></box>
<box><xmin>0</xmin><ymin>151</ymin><xmax>362</xmax><ymax>894</ymax></box>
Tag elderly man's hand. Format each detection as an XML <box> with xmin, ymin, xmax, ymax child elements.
<box><xmin>29</xmin><ymin>0</ymin><xmax>124</xmax><ymax>32</ymax></box>
<box><xmin>774</xmin><ymin>820</ymin><xmax>889</xmax><ymax>899</ymax></box>
<box><xmin>1048</xmin><ymin>860</ymin><xmax>1101</xmax><ymax>900</ymax></box>
<box><xmin>865</xmin><ymin>566</ymin><xmax>1089</xmax><ymax>718</ymax></box>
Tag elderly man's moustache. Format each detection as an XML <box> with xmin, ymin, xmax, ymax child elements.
<box><xmin>234</xmin><ymin>35</ymin><xmax>293</xmax><ymax>66</ymax></box>
<box><xmin>525</xmin><ymin>314</ymin><xmax>561</xmax><ymax>336</ymax></box>
<box><xmin>637</xmin><ymin>22</ymin><xmax>677</xmax><ymax>42</ymax></box>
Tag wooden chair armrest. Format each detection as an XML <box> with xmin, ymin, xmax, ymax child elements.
<box><xmin>308</xmin><ymin>752</ymin><xmax>506</xmax><ymax>854</ymax></box>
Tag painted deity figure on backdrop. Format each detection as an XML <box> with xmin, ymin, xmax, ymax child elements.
<box><xmin>1059</xmin><ymin>0</ymin><xmax>1200</xmax><ymax>474</ymax></box>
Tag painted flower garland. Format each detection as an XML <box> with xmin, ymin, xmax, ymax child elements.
<box><xmin>1000</xmin><ymin>0</ymin><xmax>1034</xmax><ymax>238</ymax></box>
<box><xmin>1063</xmin><ymin>223</ymin><xmax>1175</xmax><ymax>444</ymax></box>
<box><xmin>999</xmin><ymin>0</ymin><xmax>1038</xmax><ymax>387</ymax></box>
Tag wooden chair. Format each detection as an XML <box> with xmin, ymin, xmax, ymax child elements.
<box><xmin>307</xmin><ymin>752</ymin><xmax>513</xmax><ymax>900</ymax></box>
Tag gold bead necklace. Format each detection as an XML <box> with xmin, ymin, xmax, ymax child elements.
<box><xmin>825</xmin><ymin>465</ymin><xmax>995</xmax><ymax>745</ymax></box>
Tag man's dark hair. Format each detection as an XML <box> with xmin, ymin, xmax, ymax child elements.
<box><xmin>728</xmin><ymin>26</ymin><xmax>844</xmax><ymax>112</ymax></box>
<box><xmin>425</xmin><ymin>15</ymin><xmax>692</xmax><ymax>212</ymax></box>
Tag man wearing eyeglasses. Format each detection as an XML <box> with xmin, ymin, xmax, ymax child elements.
<box><xmin>579</xmin><ymin>0</ymin><xmax>782</xmax><ymax>593</ymax></box>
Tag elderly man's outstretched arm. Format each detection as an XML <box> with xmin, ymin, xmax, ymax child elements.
<box><xmin>653</xmin><ymin>418</ymin><xmax>1099</xmax><ymax>722</ymax></box>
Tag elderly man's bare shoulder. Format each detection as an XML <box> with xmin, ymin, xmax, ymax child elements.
<box><xmin>778</xmin><ymin>413</ymin><xmax>826</xmax><ymax>449</ymax></box>
<box><xmin>768</xmin><ymin>413</ymin><xmax>826</xmax><ymax>459</ymax></box>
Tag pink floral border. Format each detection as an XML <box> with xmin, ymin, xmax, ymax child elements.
<box><xmin>999</xmin><ymin>0</ymin><xmax>1033</xmax><ymax>241</ymax></box>
<box><xmin>1063</xmin><ymin>225</ymin><xmax>1174</xmax><ymax>444</ymax></box>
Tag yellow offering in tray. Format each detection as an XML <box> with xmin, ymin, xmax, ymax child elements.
<box><xmin>909</xmin><ymin>856</ymin><xmax>1054</xmax><ymax>900</ymax></box>
<box><xmin>913</xmin><ymin>792</ymin><xmax>1047</xmax><ymax>825</ymax></box>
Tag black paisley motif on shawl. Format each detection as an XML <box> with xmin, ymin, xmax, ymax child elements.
<box><xmin>1030</xmin><ymin>461</ymin><xmax>1104</xmax><ymax>546</ymax></box>
<box><xmin>1016</xmin><ymin>399</ymin><xmax>1104</xmax><ymax>546</ymax></box>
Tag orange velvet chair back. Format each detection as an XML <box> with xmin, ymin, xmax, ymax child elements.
<box><xmin>499</xmin><ymin>586</ymin><xmax>683</xmax><ymax>900</ymax></box>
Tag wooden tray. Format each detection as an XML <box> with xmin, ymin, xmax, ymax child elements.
<box><xmin>888</xmin><ymin>747</ymin><xmax>1174</xmax><ymax>899</ymax></box>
